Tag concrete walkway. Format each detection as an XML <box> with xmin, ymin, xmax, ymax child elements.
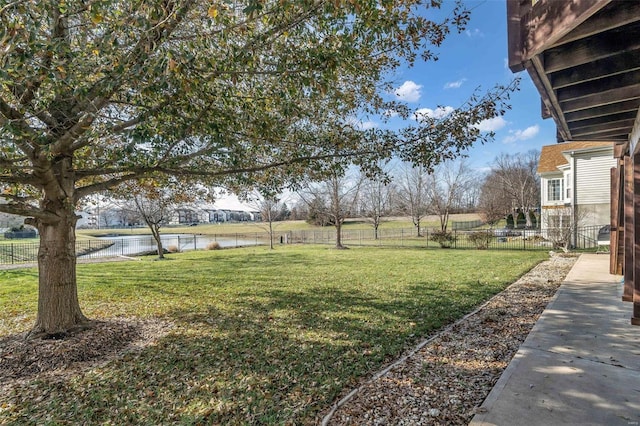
<box><xmin>471</xmin><ymin>254</ymin><xmax>640</xmax><ymax>426</ymax></box>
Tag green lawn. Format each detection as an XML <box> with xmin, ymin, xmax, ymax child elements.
<box><xmin>0</xmin><ymin>245</ymin><xmax>547</xmax><ymax>425</ymax></box>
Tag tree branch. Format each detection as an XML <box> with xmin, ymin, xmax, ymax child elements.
<box><xmin>0</xmin><ymin>200</ymin><xmax>59</xmax><ymax>222</ymax></box>
<box><xmin>0</xmin><ymin>98</ymin><xmax>40</xmax><ymax>156</ymax></box>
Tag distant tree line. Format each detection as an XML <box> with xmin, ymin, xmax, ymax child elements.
<box><xmin>292</xmin><ymin>151</ymin><xmax>541</xmax><ymax>240</ymax></box>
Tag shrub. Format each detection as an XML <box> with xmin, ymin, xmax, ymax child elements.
<box><xmin>430</xmin><ymin>230</ymin><xmax>456</xmax><ymax>248</ymax></box>
<box><xmin>516</xmin><ymin>212</ymin><xmax>526</xmax><ymax>228</ymax></box>
<box><xmin>166</xmin><ymin>245</ymin><xmax>180</xmax><ymax>253</ymax></box>
<box><xmin>529</xmin><ymin>210</ymin><xmax>538</xmax><ymax>228</ymax></box>
<box><xmin>206</xmin><ymin>241</ymin><xmax>221</xmax><ymax>250</ymax></box>
<box><xmin>506</xmin><ymin>214</ymin><xmax>514</xmax><ymax>229</ymax></box>
<box><xmin>467</xmin><ymin>230</ymin><xmax>493</xmax><ymax>250</ymax></box>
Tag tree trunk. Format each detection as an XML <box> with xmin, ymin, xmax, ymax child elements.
<box><xmin>29</xmin><ymin>212</ymin><xmax>88</xmax><ymax>338</ymax></box>
<box><xmin>268</xmin><ymin>220</ymin><xmax>274</xmax><ymax>249</ymax></box>
<box><xmin>335</xmin><ymin>221</ymin><xmax>345</xmax><ymax>249</ymax></box>
<box><xmin>441</xmin><ymin>211</ymin><xmax>449</xmax><ymax>232</ymax></box>
<box><xmin>150</xmin><ymin>225</ymin><xmax>165</xmax><ymax>259</ymax></box>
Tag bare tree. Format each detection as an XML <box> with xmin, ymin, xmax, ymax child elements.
<box><xmin>357</xmin><ymin>169</ymin><xmax>394</xmax><ymax>239</ymax></box>
<box><xmin>480</xmin><ymin>151</ymin><xmax>540</xmax><ymax>227</ymax></box>
<box><xmin>299</xmin><ymin>172</ymin><xmax>360</xmax><ymax>249</ymax></box>
<box><xmin>478</xmin><ymin>173</ymin><xmax>511</xmax><ymax>227</ymax></box>
<box><xmin>248</xmin><ymin>193</ymin><xmax>290</xmax><ymax>249</ymax></box>
<box><xmin>395</xmin><ymin>164</ymin><xmax>430</xmax><ymax>237</ymax></box>
<box><xmin>459</xmin><ymin>177</ymin><xmax>482</xmax><ymax>213</ymax></box>
<box><xmin>115</xmin><ymin>179</ymin><xmax>196</xmax><ymax>259</ymax></box>
<box><xmin>426</xmin><ymin>160</ymin><xmax>474</xmax><ymax>232</ymax></box>
<box><xmin>288</xmin><ymin>201</ymin><xmax>309</xmax><ymax>221</ymax></box>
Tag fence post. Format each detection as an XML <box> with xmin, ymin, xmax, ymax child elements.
<box><xmin>454</xmin><ymin>229</ymin><xmax>457</xmax><ymax>249</ymax></box>
<box><xmin>11</xmin><ymin>243</ymin><xmax>14</xmax><ymax>264</ymax></box>
<box><xmin>194</xmin><ymin>234</ymin><xmax>197</xmax><ymax>251</ymax></box>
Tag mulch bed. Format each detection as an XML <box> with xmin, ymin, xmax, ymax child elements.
<box><xmin>0</xmin><ymin>318</ymin><xmax>173</xmax><ymax>393</ymax></box>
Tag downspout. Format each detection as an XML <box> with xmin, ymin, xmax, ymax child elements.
<box><xmin>572</xmin><ymin>152</ymin><xmax>577</xmax><ymax>248</ymax></box>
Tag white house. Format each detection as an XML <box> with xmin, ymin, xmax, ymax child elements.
<box><xmin>537</xmin><ymin>141</ymin><xmax>615</xmax><ymax>232</ymax></box>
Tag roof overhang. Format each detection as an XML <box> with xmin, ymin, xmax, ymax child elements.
<box><xmin>507</xmin><ymin>0</ymin><xmax>640</xmax><ymax>148</ymax></box>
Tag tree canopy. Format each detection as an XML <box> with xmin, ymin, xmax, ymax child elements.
<box><xmin>0</xmin><ymin>0</ymin><xmax>517</xmax><ymax>336</ymax></box>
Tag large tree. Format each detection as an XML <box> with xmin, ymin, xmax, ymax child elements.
<box><xmin>0</xmin><ymin>0</ymin><xmax>516</xmax><ymax>337</ymax></box>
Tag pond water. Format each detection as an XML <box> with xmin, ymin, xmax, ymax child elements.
<box><xmin>87</xmin><ymin>233</ymin><xmax>262</xmax><ymax>257</ymax></box>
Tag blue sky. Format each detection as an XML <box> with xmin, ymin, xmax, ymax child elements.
<box><xmin>363</xmin><ymin>0</ymin><xmax>557</xmax><ymax>171</ymax></box>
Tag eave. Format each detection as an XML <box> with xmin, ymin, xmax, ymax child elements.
<box><xmin>507</xmin><ymin>0</ymin><xmax>640</xmax><ymax>145</ymax></box>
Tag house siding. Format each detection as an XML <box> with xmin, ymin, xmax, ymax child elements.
<box><xmin>538</xmin><ymin>144</ymin><xmax>614</xmax><ymax>232</ymax></box>
<box><xmin>576</xmin><ymin>203</ymin><xmax>609</xmax><ymax>227</ymax></box>
<box><xmin>575</xmin><ymin>152</ymin><xmax>616</xmax><ymax>205</ymax></box>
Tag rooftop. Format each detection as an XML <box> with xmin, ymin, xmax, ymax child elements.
<box><xmin>537</xmin><ymin>141</ymin><xmax>613</xmax><ymax>174</ymax></box>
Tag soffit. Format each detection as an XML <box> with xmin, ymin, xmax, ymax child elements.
<box><xmin>508</xmin><ymin>0</ymin><xmax>640</xmax><ymax>143</ymax></box>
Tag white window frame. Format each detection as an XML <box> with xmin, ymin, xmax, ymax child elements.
<box><xmin>547</xmin><ymin>178</ymin><xmax>564</xmax><ymax>202</ymax></box>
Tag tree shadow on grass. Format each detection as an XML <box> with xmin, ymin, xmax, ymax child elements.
<box><xmin>2</xmin><ymin>276</ymin><xmax>507</xmax><ymax>425</ymax></box>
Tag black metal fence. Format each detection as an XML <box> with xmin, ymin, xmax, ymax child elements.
<box><xmin>0</xmin><ymin>233</ymin><xmax>268</xmax><ymax>265</ymax></box>
<box><xmin>0</xmin><ymin>225</ymin><xmax>609</xmax><ymax>265</ymax></box>
<box><xmin>288</xmin><ymin>225</ymin><xmax>609</xmax><ymax>251</ymax></box>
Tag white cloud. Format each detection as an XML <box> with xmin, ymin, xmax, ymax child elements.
<box><xmin>383</xmin><ymin>109</ymin><xmax>399</xmax><ymax>118</ymax></box>
<box><xmin>465</xmin><ymin>28</ymin><xmax>484</xmax><ymax>38</ymax></box>
<box><xmin>444</xmin><ymin>78</ymin><xmax>466</xmax><ymax>89</ymax></box>
<box><xmin>346</xmin><ymin>117</ymin><xmax>379</xmax><ymax>130</ymax></box>
<box><xmin>413</xmin><ymin>106</ymin><xmax>455</xmax><ymax>121</ymax></box>
<box><xmin>475</xmin><ymin>116</ymin><xmax>507</xmax><ymax>132</ymax></box>
<box><xmin>394</xmin><ymin>81</ymin><xmax>422</xmax><ymax>102</ymax></box>
<box><xmin>359</xmin><ymin>120</ymin><xmax>379</xmax><ymax>130</ymax></box>
<box><xmin>503</xmin><ymin>124</ymin><xmax>540</xmax><ymax>144</ymax></box>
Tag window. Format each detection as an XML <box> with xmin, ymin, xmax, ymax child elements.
<box><xmin>178</xmin><ymin>210</ymin><xmax>197</xmax><ymax>224</ymax></box>
<box><xmin>565</xmin><ymin>173</ymin><xmax>572</xmax><ymax>199</ymax></box>
<box><xmin>547</xmin><ymin>179</ymin><xmax>563</xmax><ymax>202</ymax></box>
<box><xmin>549</xmin><ymin>214</ymin><xmax>571</xmax><ymax>228</ymax></box>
